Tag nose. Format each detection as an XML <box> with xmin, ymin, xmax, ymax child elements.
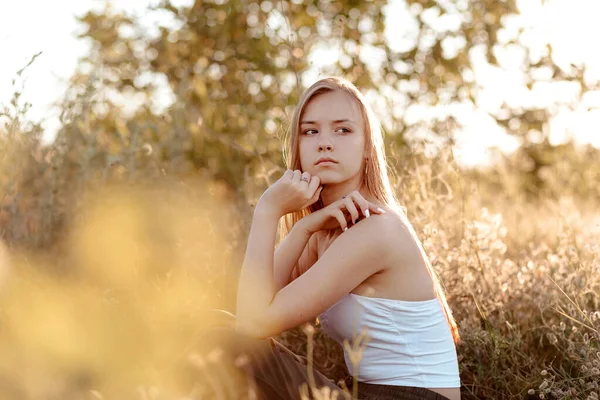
<box><xmin>318</xmin><ymin>132</ymin><xmax>334</xmax><ymax>152</ymax></box>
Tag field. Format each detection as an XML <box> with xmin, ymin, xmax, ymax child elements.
<box><xmin>2</xmin><ymin>1</ymin><xmax>600</xmax><ymax>394</ymax></box>
<box><xmin>1</xmin><ymin>116</ymin><xmax>599</xmax><ymax>399</ymax></box>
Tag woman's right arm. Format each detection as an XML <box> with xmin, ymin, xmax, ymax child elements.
<box><xmin>273</xmin><ymin>219</ymin><xmax>318</xmax><ymax>291</ymax></box>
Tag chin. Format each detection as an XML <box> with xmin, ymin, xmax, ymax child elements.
<box><xmin>314</xmin><ymin>172</ymin><xmax>345</xmax><ymax>185</ymax></box>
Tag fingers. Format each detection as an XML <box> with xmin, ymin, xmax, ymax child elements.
<box><xmin>343</xmin><ymin>191</ymin><xmax>370</xmax><ymax>220</ymax></box>
<box><xmin>307</xmin><ymin>174</ymin><xmax>320</xmax><ymax>193</ymax></box>
<box><xmin>303</xmin><ymin>174</ymin><xmax>322</xmax><ymax>207</ymax></box>
<box><xmin>307</xmin><ymin>185</ymin><xmax>323</xmax><ymax>205</ymax></box>
<box><xmin>342</xmin><ymin>197</ymin><xmax>360</xmax><ymax>224</ymax></box>
<box><xmin>369</xmin><ymin>203</ymin><xmax>387</xmax><ymax>214</ymax></box>
<box><xmin>341</xmin><ymin>191</ymin><xmax>387</xmax><ymax>226</ymax></box>
<box><xmin>287</xmin><ymin>169</ymin><xmax>322</xmax><ymax>208</ymax></box>
<box><xmin>300</xmin><ymin>172</ymin><xmax>311</xmax><ymax>187</ymax></box>
<box><xmin>292</xmin><ymin>170</ymin><xmax>302</xmax><ymax>181</ymax></box>
<box><xmin>291</xmin><ymin>169</ymin><xmax>312</xmax><ymax>186</ymax></box>
<box><xmin>292</xmin><ymin>169</ymin><xmax>319</xmax><ymax>192</ymax></box>
<box><xmin>330</xmin><ymin>209</ymin><xmax>348</xmax><ymax>232</ymax></box>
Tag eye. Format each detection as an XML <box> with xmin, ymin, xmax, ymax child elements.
<box><xmin>301</xmin><ymin>127</ymin><xmax>351</xmax><ymax>135</ymax></box>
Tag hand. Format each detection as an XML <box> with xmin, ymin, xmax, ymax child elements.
<box><xmin>258</xmin><ymin>169</ymin><xmax>323</xmax><ymax>217</ymax></box>
<box><xmin>299</xmin><ymin>190</ymin><xmax>386</xmax><ymax>234</ymax></box>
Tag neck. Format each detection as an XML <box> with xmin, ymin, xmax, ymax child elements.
<box><xmin>320</xmin><ymin>175</ymin><xmax>375</xmax><ymax>207</ymax></box>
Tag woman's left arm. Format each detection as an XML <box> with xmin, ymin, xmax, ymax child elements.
<box><xmin>236</xmin><ymin>169</ymin><xmax>322</xmax><ymax>335</ymax></box>
<box><xmin>235</xmin><ymin>203</ymin><xmax>282</xmax><ymax>334</ymax></box>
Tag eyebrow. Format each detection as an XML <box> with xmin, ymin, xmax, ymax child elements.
<box><xmin>300</xmin><ymin>119</ymin><xmax>356</xmax><ymax>125</ymax></box>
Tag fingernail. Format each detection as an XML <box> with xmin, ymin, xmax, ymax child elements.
<box><xmin>365</xmin><ymin>209</ymin><xmax>370</xmax><ymax>218</ymax></box>
<box><xmin>377</xmin><ymin>208</ymin><xmax>386</xmax><ymax>213</ymax></box>
<box><xmin>344</xmin><ymin>227</ymin><xmax>348</xmax><ymax>232</ymax></box>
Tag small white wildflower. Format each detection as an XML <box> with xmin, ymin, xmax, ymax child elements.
<box><xmin>539</xmin><ymin>380</ymin><xmax>549</xmax><ymax>390</ymax></box>
<box><xmin>528</xmin><ymin>389</ymin><xmax>535</xmax><ymax>395</ymax></box>
<box><xmin>142</xmin><ymin>143</ymin><xmax>153</xmax><ymax>156</ymax></box>
<box><xmin>302</xmin><ymin>323</ymin><xmax>315</xmax><ymax>335</ymax></box>
<box><xmin>541</xmin><ymin>370</ymin><xmax>548</xmax><ymax>376</ymax></box>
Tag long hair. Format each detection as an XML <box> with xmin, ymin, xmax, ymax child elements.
<box><xmin>279</xmin><ymin>76</ymin><xmax>460</xmax><ymax>344</ymax></box>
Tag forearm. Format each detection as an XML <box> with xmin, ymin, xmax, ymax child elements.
<box><xmin>235</xmin><ymin>202</ymin><xmax>280</xmax><ymax>334</ymax></box>
<box><xmin>273</xmin><ymin>220</ymin><xmax>312</xmax><ymax>291</ymax></box>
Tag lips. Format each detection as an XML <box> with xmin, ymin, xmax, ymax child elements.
<box><xmin>315</xmin><ymin>157</ymin><xmax>338</xmax><ymax>165</ymax></box>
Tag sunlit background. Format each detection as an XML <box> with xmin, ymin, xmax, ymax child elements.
<box><xmin>2</xmin><ymin>0</ymin><xmax>600</xmax><ymax>167</ymax></box>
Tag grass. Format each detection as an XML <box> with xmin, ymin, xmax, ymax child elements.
<box><xmin>1</xmin><ymin>71</ymin><xmax>599</xmax><ymax>400</ymax></box>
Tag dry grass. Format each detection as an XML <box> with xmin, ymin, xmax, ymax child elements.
<box><xmin>1</xmin><ymin>79</ymin><xmax>599</xmax><ymax>400</ymax></box>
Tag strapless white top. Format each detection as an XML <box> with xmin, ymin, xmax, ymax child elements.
<box><xmin>318</xmin><ymin>293</ymin><xmax>460</xmax><ymax>388</ymax></box>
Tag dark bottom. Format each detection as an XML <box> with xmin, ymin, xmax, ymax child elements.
<box><xmin>346</xmin><ymin>376</ymin><xmax>451</xmax><ymax>400</ymax></box>
<box><xmin>198</xmin><ymin>310</ymin><xmax>451</xmax><ymax>400</ymax></box>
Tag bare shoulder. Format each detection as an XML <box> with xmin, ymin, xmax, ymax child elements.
<box><xmin>355</xmin><ymin>208</ymin><xmax>434</xmax><ymax>300</ymax></box>
<box><xmin>363</xmin><ymin>207</ymin><xmax>412</xmax><ymax>238</ymax></box>
<box><xmin>362</xmin><ymin>208</ymin><xmax>423</xmax><ymax>261</ymax></box>
<box><xmin>313</xmin><ymin>207</ymin><xmax>414</xmax><ymax>261</ymax></box>
<box><xmin>344</xmin><ymin>209</ymin><xmax>405</xmax><ymax>254</ymax></box>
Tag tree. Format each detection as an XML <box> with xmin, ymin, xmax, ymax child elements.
<box><xmin>54</xmin><ymin>0</ymin><xmax>600</xmax><ymax>201</ymax></box>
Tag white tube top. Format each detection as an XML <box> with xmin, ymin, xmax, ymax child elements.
<box><xmin>318</xmin><ymin>293</ymin><xmax>460</xmax><ymax>388</ymax></box>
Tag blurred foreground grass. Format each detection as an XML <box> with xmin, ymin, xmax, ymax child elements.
<box><xmin>0</xmin><ymin>163</ymin><xmax>598</xmax><ymax>399</ymax></box>
<box><xmin>0</xmin><ymin>182</ymin><xmax>249</xmax><ymax>399</ymax></box>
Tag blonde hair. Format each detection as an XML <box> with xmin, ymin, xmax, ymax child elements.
<box><xmin>280</xmin><ymin>76</ymin><xmax>460</xmax><ymax>344</ymax></box>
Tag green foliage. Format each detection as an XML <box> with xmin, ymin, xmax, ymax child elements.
<box><xmin>62</xmin><ymin>0</ymin><xmax>599</xmax><ymax>199</ymax></box>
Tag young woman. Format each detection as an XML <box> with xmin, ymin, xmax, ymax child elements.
<box><xmin>204</xmin><ymin>77</ymin><xmax>460</xmax><ymax>400</ymax></box>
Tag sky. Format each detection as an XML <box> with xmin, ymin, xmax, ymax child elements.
<box><xmin>1</xmin><ymin>0</ymin><xmax>599</xmax><ymax>168</ymax></box>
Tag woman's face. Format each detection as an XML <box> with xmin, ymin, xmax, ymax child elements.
<box><xmin>298</xmin><ymin>90</ymin><xmax>366</xmax><ymax>185</ymax></box>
